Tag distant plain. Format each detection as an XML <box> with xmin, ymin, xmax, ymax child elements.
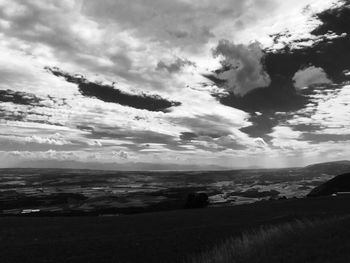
<box><xmin>1</xmin><ymin>161</ymin><xmax>349</xmax><ymax>215</ymax></box>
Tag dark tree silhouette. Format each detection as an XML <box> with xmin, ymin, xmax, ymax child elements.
<box><xmin>185</xmin><ymin>193</ymin><xmax>209</xmax><ymax>208</ymax></box>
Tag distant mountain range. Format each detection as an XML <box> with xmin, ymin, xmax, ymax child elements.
<box><xmin>11</xmin><ymin>159</ymin><xmax>227</xmax><ymax>171</ymax></box>
<box><xmin>302</xmin><ymin>160</ymin><xmax>350</xmax><ymax>175</ymax></box>
<box><xmin>7</xmin><ymin>159</ymin><xmax>350</xmax><ymax>172</ymax></box>
<box><xmin>305</xmin><ymin>160</ymin><xmax>350</xmax><ymax>197</ymax></box>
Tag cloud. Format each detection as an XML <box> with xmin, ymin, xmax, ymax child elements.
<box><xmin>268</xmin><ymin>126</ymin><xmax>309</xmax><ymax>150</ymax></box>
<box><xmin>156</xmin><ymin>58</ymin><xmax>196</xmax><ymax>74</ymax></box>
<box><xmin>254</xmin><ymin>137</ymin><xmax>268</xmax><ymax>147</ymax></box>
<box><xmin>88</xmin><ymin>140</ymin><xmax>102</xmax><ymax>147</ymax></box>
<box><xmin>293</xmin><ymin>66</ymin><xmax>332</xmax><ymax>89</ymax></box>
<box><xmin>210</xmin><ymin>40</ymin><xmax>271</xmax><ymax>96</ymax></box>
<box><xmin>24</xmin><ymin>133</ymin><xmax>70</xmax><ymax>146</ymax></box>
<box><xmin>215</xmin><ymin>84</ymin><xmax>309</xmax><ymax>141</ymax></box>
<box><xmin>302</xmin><ymin>133</ymin><xmax>350</xmax><ymax>143</ymax></box>
<box><xmin>215</xmin><ymin>134</ymin><xmax>249</xmax><ymax>150</ymax></box>
<box><xmin>112</xmin><ymin>150</ymin><xmax>129</xmax><ymax>159</ymax></box>
<box><xmin>269</xmin><ymin>126</ymin><xmax>302</xmax><ymax>140</ymax></box>
<box><xmin>5</xmin><ymin>149</ymin><xmax>79</xmax><ymax>161</ymax></box>
<box><xmin>81</xmin><ymin>0</ymin><xmax>275</xmax><ymax>50</ymax></box>
<box><xmin>170</xmin><ymin>113</ymin><xmax>248</xmax><ymax>139</ymax></box>
<box><xmin>1</xmin><ymin>0</ymin><xmax>349</xmax><ymax>169</ymax></box>
<box><xmin>180</xmin><ymin>132</ymin><xmax>198</xmax><ymax>141</ymax></box>
<box><xmin>287</xmin><ymin>84</ymin><xmax>350</xmax><ymax>138</ymax></box>
<box><xmin>0</xmin><ymin>0</ymin><xmax>277</xmax><ymax>97</ymax></box>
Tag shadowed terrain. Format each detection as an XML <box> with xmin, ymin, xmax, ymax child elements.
<box><xmin>189</xmin><ymin>216</ymin><xmax>350</xmax><ymax>263</ymax></box>
<box><xmin>308</xmin><ymin>172</ymin><xmax>350</xmax><ymax>197</ymax></box>
<box><xmin>1</xmin><ymin>196</ymin><xmax>350</xmax><ymax>263</ymax></box>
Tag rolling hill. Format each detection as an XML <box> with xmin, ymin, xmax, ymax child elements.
<box><xmin>308</xmin><ymin>172</ymin><xmax>350</xmax><ymax>197</ymax></box>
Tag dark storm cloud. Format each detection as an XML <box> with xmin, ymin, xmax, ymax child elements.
<box><xmin>0</xmin><ymin>89</ymin><xmax>42</xmax><ymax>106</ymax></box>
<box><xmin>78</xmin><ymin>82</ymin><xmax>181</xmax><ymax>112</ymax></box>
<box><xmin>0</xmin><ymin>108</ymin><xmax>61</xmax><ymax>126</ymax></box>
<box><xmin>210</xmin><ymin>1</ymin><xmax>350</xmax><ymax>139</ymax></box>
<box><xmin>0</xmin><ymin>89</ymin><xmax>57</xmax><ymax>124</ymax></box>
<box><xmin>46</xmin><ymin>67</ymin><xmax>181</xmax><ymax>112</ymax></box>
<box><xmin>311</xmin><ymin>1</ymin><xmax>350</xmax><ymax>36</ymax></box>
<box><xmin>266</xmin><ymin>1</ymin><xmax>350</xmax><ymax>83</ymax></box>
<box><xmin>217</xmin><ymin>82</ymin><xmax>309</xmax><ymax>139</ymax></box>
<box><xmin>239</xmin><ymin>114</ymin><xmax>280</xmax><ymax>140</ymax></box>
<box><xmin>156</xmin><ymin>58</ymin><xmax>196</xmax><ymax>74</ymax></box>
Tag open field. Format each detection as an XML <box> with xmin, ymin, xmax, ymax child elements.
<box><xmin>1</xmin><ymin>196</ymin><xmax>350</xmax><ymax>263</ymax></box>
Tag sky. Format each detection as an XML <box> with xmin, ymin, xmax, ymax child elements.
<box><xmin>0</xmin><ymin>0</ymin><xmax>350</xmax><ymax>170</ymax></box>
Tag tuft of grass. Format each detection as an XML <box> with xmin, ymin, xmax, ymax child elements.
<box><xmin>187</xmin><ymin>216</ymin><xmax>350</xmax><ymax>263</ymax></box>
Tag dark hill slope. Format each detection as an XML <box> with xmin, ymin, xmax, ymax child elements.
<box><xmin>303</xmin><ymin>160</ymin><xmax>350</xmax><ymax>175</ymax></box>
<box><xmin>308</xmin><ymin>173</ymin><xmax>350</xmax><ymax>197</ymax></box>
<box><xmin>2</xmin><ymin>197</ymin><xmax>350</xmax><ymax>263</ymax></box>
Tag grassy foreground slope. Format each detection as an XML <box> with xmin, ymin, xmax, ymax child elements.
<box><xmin>189</xmin><ymin>216</ymin><xmax>350</xmax><ymax>263</ymax></box>
<box><xmin>1</xmin><ymin>196</ymin><xmax>350</xmax><ymax>263</ymax></box>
